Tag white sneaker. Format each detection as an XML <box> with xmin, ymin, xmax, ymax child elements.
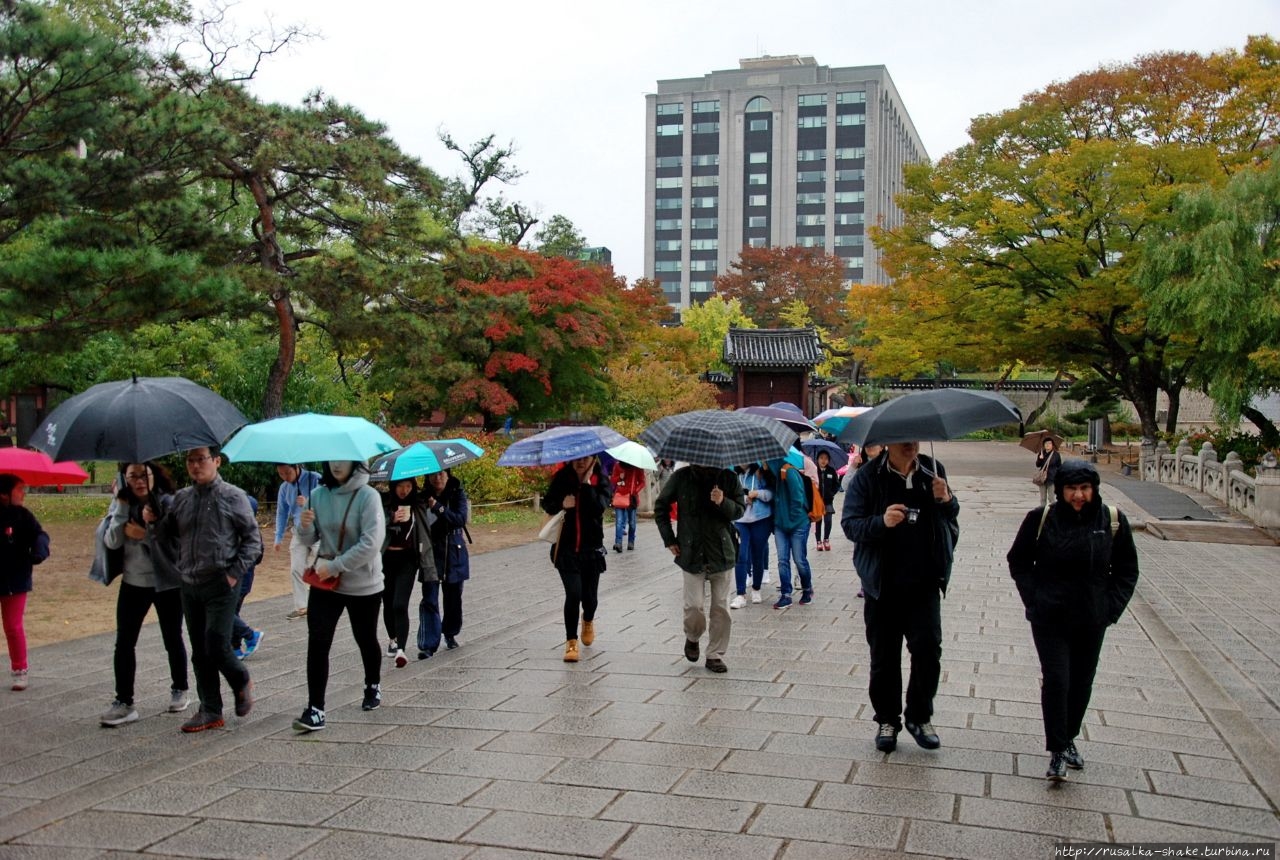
<box><xmin>729</xmin><ymin>594</ymin><xmax>748</xmax><ymax>610</ymax></box>
<box><xmin>760</xmin><ymin>569</ymin><xmax>770</xmax><ymax>585</ymax></box>
<box><xmin>10</xmin><ymin>669</ymin><xmax>27</xmax><ymax>691</ymax></box>
<box><xmin>750</xmin><ymin>589</ymin><xmax>762</xmax><ymax>604</ymax></box>
<box><xmin>385</xmin><ymin>640</ymin><xmax>398</xmax><ymax>658</ymax></box>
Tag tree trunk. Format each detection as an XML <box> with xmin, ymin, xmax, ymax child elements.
<box><xmin>1163</xmin><ymin>385</ymin><xmax>1182</xmax><ymax>435</ymax></box>
<box><xmin>1242</xmin><ymin>405</ymin><xmax>1280</xmax><ymax>448</ymax></box>
<box><xmin>261</xmin><ymin>290</ymin><xmax>296</xmax><ymax>419</ymax></box>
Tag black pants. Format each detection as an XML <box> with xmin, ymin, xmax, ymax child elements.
<box><xmin>181</xmin><ymin>577</ymin><xmax>249</xmax><ymax>716</ymax></box>
<box><xmin>557</xmin><ymin>568</ymin><xmax>600</xmax><ymax>641</ymax></box>
<box><xmin>114</xmin><ymin>582</ymin><xmax>187</xmax><ymax>705</ymax></box>
<box><xmin>305</xmin><ymin>587</ymin><xmax>382</xmax><ymax>710</ymax></box>
<box><xmin>381</xmin><ymin>550</ymin><xmax>418</xmax><ymax>650</ymax></box>
<box><xmin>1031</xmin><ymin>621</ymin><xmax>1107</xmax><ymax>752</ymax></box>
<box><xmin>816</xmin><ymin>512</ymin><xmax>834</xmax><ymax>541</ymax></box>
<box><xmin>864</xmin><ymin>587</ymin><xmax>942</xmax><ymax>728</ymax></box>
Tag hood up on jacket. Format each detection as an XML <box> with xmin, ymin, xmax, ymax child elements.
<box><xmin>1054</xmin><ymin>458</ymin><xmax>1102</xmax><ymax>510</ymax></box>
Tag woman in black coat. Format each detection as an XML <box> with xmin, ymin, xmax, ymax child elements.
<box><xmin>417</xmin><ymin>469</ymin><xmax>470</xmax><ymax>655</ymax></box>
<box><xmin>1007</xmin><ymin>459</ymin><xmax>1139</xmax><ymax>782</ymax></box>
<box><xmin>541</xmin><ymin>455</ymin><xmax>611</xmax><ymax>663</ymax></box>
<box><xmin>1034</xmin><ymin>438</ymin><xmax>1062</xmax><ymax>506</ymax></box>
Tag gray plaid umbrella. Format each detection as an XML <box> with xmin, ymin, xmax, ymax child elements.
<box><xmin>640</xmin><ymin>409</ymin><xmax>798</xmax><ymax>469</ymax></box>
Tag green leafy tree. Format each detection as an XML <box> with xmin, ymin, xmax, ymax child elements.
<box><xmin>534</xmin><ymin>214</ymin><xmax>587</xmax><ymax>259</ymax></box>
<box><xmin>1142</xmin><ymin>153</ymin><xmax>1280</xmax><ymax>445</ymax></box>
<box><xmin>680</xmin><ymin>295</ymin><xmax>756</xmax><ymax>372</ymax></box>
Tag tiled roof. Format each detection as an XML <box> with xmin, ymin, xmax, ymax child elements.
<box><xmin>723</xmin><ymin>326</ymin><xmax>824</xmax><ymax>368</ymax></box>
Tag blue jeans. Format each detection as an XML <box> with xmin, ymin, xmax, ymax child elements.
<box><xmin>774</xmin><ymin>524</ymin><xmax>813</xmax><ymax>597</ymax></box>
<box><xmin>613</xmin><ymin>506</ymin><xmax>637</xmax><ymax>547</ymax></box>
<box><xmin>231</xmin><ymin>566</ymin><xmax>256</xmax><ymax>648</ymax></box>
<box><xmin>734</xmin><ymin>518</ymin><xmax>772</xmax><ymax>594</ymax></box>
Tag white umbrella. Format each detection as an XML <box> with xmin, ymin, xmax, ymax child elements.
<box><xmin>607</xmin><ymin>440</ymin><xmax>657</xmax><ymax>471</ymax></box>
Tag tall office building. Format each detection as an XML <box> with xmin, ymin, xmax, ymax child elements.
<box><xmin>645</xmin><ymin>56</ymin><xmax>927</xmax><ymax>310</ymax></box>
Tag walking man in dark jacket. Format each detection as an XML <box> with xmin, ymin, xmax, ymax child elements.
<box><xmin>655</xmin><ymin>465</ymin><xmax>745</xmax><ymax>673</ymax></box>
<box><xmin>146</xmin><ymin>446</ymin><xmax>262</xmax><ymax>732</ymax></box>
<box><xmin>841</xmin><ymin>442</ymin><xmax>959</xmax><ymax>753</ymax></box>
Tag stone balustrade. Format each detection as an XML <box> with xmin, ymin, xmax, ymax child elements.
<box><xmin>1139</xmin><ymin>440</ymin><xmax>1280</xmax><ymax>530</ymax></box>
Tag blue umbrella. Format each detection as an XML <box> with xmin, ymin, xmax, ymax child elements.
<box><xmin>802</xmin><ymin>438</ymin><xmax>849</xmax><ymax>470</ymax></box>
<box><xmin>496</xmin><ymin>425</ymin><xmax>630</xmax><ymax>467</ymax></box>
<box><xmin>222</xmin><ymin>413</ymin><xmax>400</xmax><ymax>463</ymax></box>
<box><xmin>370</xmin><ymin>439</ymin><xmax>485</xmax><ymax>481</ymax></box>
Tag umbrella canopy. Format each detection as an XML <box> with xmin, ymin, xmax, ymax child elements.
<box><xmin>606</xmin><ymin>441</ymin><xmax>658</xmax><ymax>471</ymax></box>
<box><xmin>813</xmin><ymin>405</ymin><xmax>873</xmax><ymax>436</ymax></box>
<box><xmin>639</xmin><ymin>409</ymin><xmax>797</xmax><ymax>469</ymax></box>
<box><xmin>370</xmin><ymin>439</ymin><xmax>485</xmax><ymax>482</ymax></box>
<box><xmin>737</xmin><ymin>405</ymin><xmax>818</xmax><ymax>433</ymax></box>
<box><xmin>1020</xmin><ymin>429</ymin><xmax>1065</xmax><ymax>454</ymax></box>
<box><xmin>837</xmin><ymin>389</ymin><xmax>1022</xmax><ymax>447</ymax></box>
<box><xmin>222</xmin><ymin>413</ymin><xmax>400</xmax><ymax>463</ymax></box>
<box><xmin>801</xmin><ymin>438</ymin><xmax>849</xmax><ymax>470</ymax></box>
<box><xmin>0</xmin><ymin>449</ymin><xmax>89</xmax><ymax>486</ymax></box>
<box><xmin>496</xmin><ymin>425</ymin><xmax>630</xmax><ymax>467</ymax></box>
<box><xmin>30</xmin><ymin>376</ymin><xmax>247</xmax><ymax>464</ymax></box>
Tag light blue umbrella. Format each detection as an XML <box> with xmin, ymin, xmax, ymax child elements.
<box><xmin>370</xmin><ymin>439</ymin><xmax>485</xmax><ymax>481</ymax></box>
<box><xmin>222</xmin><ymin>413</ymin><xmax>400</xmax><ymax>463</ymax></box>
<box><xmin>496</xmin><ymin>425</ymin><xmax>629</xmax><ymax>467</ymax></box>
<box><xmin>606</xmin><ymin>440</ymin><xmax>658</xmax><ymax>471</ymax></box>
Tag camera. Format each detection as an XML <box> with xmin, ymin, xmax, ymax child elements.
<box><xmin>905</xmin><ymin>507</ymin><xmax>920</xmax><ymax>524</ymax></box>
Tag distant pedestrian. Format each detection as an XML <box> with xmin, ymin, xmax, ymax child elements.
<box><xmin>610</xmin><ymin>460</ymin><xmax>646</xmax><ymax>552</ymax></box>
<box><xmin>842</xmin><ymin>441</ymin><xmax>958</xmax><ymax>753</ymax></box>
<box><xmin>381</xmin><ymin>477</ymin><xmax>419</xmax><ymax>667</ymax></box>
<box><xmin>541</xmin><ymin>456</ymin><xmax>611</xmax><ymax>662</ymax></box>
<box><xmin>418</xmin><ymin>469</ymin><xmax>470</xmax><ymax>655</ymax></box>
<box><xmin>98</xmin><ymin>462</ymin><xmax>189</xmax><ymax>726</ymax></box>
<box><xmin>766</xmin><ymin>454</ymin><xmax>815</xmax><ymax>609</ymax></box>
<box><xmin>292</xmin><ymin>460</ymin><xmax>386</xmax><ymax>732</ymax></box>
<box><xmin>1034</xmin><ymin>438</ymin><xmax>1062</xmax><ymax>506</ymax></box>
<box><xmin>145</xmin><ymin>447</ymin><xmax>261</xmax><ymax>733</ymax></box>
<box><xmin>654</xmin><ymin>464</ymin><xmax>744</xmax><ymax>673</ymax></box>
<box><xmin>730</xmin><ymin>463</ymin><xmax>773</xmax><ymax>609</ymax></box>
<box><xmin>274</xmin><ymin>464</ymin><xmax>322</xmax><ymax>620</ymax></box>
<box><xmin>1007</xmin><ymin>459</ymin><xmax>1139</xmax><ymax>782</ymax></box>
<box><xmin>0</xmin><ymin>474</ymin><xmax>50</xmax><ymax>692</ymax></box>
<box><xmin>814</xmin><ymin>451</ymin><xmax>840</xmax><ymax>551</ymax></box>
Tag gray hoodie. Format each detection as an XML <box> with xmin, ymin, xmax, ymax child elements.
<box><xmin>297</xmin><ymin>468</ymin><xmax>385</xmax><ymax>597</ymax></box>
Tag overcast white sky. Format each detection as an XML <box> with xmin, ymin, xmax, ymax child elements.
<box><xmin>222</xmin><ymin>0</ymin><xmax>1277</xmax><ymax>283</ymax></box>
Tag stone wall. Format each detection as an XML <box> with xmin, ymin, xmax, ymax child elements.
<box><xmin>1139</xmin><ymin>440</ymin><xmax>1280</xmax><ymax>531</ymax></box>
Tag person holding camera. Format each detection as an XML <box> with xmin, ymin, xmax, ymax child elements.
<box><xmin>841</xmin><ymin>441</ymin><xmax>959</xmax><ymax>754</ymax></box>
<box><xmin>291</xmin><ymin>460</ymin><xmax>386</xmax><ymax>732</ymax></box>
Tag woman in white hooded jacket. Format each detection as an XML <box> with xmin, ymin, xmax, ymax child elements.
<box><xmin>292</xmin><ymin>460</ymin><xmax>386</xmax><ymax>732</ymax></box>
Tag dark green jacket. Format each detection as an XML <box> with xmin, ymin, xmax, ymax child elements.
<box><xmin>654</xmin><ymin>466</ymin><xmax>745</xmax><ymax>575</ymax></box>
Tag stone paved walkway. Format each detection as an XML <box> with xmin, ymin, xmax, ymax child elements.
<box><xmin>1</xmin><ymin>441</ymin><xmax>1277</xmax><ymax>858</ymax></box>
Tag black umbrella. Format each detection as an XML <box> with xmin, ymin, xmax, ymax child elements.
<box><xmin>738</xmin><ymin>405</ymin><xmax>818</xmax><ymax>433</ymax></box>
<box><xmin>30</xmin><ymin>376</ymin><xmax>248</xmax><ymax>463</ymax></box>
<box><xmin>836</xmin><ymin>389</ymin><xmax>1022</xmax><ymax>447</ymax></box>
<box><xmin>640</xmin><ymin>409</ymin><xmax>797</xmax><ymax>469</ymax></box>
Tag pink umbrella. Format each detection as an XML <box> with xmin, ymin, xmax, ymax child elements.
<box><xmin>0</xmin><ymin>448</ymin><xmax>90</xmax><ymax>486</ymax></box>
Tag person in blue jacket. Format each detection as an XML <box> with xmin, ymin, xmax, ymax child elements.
<box><xmin>274</xmin><ymin>464</ymin><xmax>321</xmax><ymax>620</ymax></box>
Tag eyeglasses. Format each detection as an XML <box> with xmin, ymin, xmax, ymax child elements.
<box><xmin>185</xmin><ymin>455</ymin><xmax>214</xmax><ymax>464</ymax></box>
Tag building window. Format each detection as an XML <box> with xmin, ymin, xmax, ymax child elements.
<box><xmin>656</xmin><ymin>103</ymin><xmax>682</xmax><ymax>116</ymax></box>
<box><xmin>835</xmin><ymin>147</ymin><xmax>866</xmax><ymax>160</ymax></box>
<box><xmin>797</xmin><ymin>116</ymin><xmax>827</xmax><ymax>128</ymax></box>
<box><xmin>748</xmin><ymin>216</ymin><xmax>767</xmax><ymax>228</ymax></box>
<box><xmin>797</xmin><ymin>214</ymin><xmax>826</xmax><ymax>227</ymax></box>
<box><xmin>837</xmin><ymin>91</ymin><xmax>866</xmax><ymax>104</ymax></box>
<box><xmin>796</xmin><ymin>170</ymin><xmax>826</xmax><ymax>184</ymax></box>
<box><xmin>689</xmin><ymin>259</ymin><xmax>716</xmax><ymax>271</ymax></box>
<box><xmin>656</xmin><ymin>156</ymin><xmax>683</xmax><ymax>169</ymax></box>
<box><xmin>690</xmin><ymin>280</ymin><xmax>714</xmax><ymax>294</ymax></box>
<box><xmin>655</xmin><ymin>177</ymin><xmax>683</xmax><ymax>189</ymax></box>
<box><xmin>747</xmin><ymin>173</ymin><xmax>768</xmax><ymax>185</ymax></box>
<box><xmin>655</xmin><ymin>218</ymin><xmax>682</xmax><ymax>230</ymax></box>
<box><xmin>797</xmin><ymin>192</ymin><xmax>825</xmax><ymax>205</ymax></box>
<box><xmin>833</xmin><ymin>191</ymin><xmax>865</xmax><ymax>204</ymax></box>
<box><xmin>691</xmin><ymin>196</ymin><xmax>718</xmax><ymax>208</ymax></box>
<box><xmin>842</xmin><ymin>256</ymin><xmax>864</xmax><ymax>269</ymax></box>
<box><xmin>655</xmin><ymin>239</ymin><xmax>682</xmax><ymax>251</ymax></box>
<box><xmin>692</xmin><ymin>99</ymin><xmax>720</xmax><ymax>113</ymax></box>
<box><xmin>835</xmin><ymin>113</ymin><xmax>866</xmax><ymax>126</ymax></box>
<box><xmin>798</xmin><ymin>93</ymin><xmax>828</xmax><ymax>107</ymax></box>
<box><xmin>835</xmin><ymin>213</ymin><xmax>865</xmax><ymax>225</ymax></box>
<box><xmin>836</xmin><ymin>168</ymin><xmax>865</xmax><ymax>182</ymax></box>
<box><xmin>748</xmin><ymin>118</ymin><xmax>769</xmax><ymax>131</ymax></box>
<box><xmin>747</xmin><ymin>194</ymin><xmax>767</xmax><ymax>206</ymax></box>
<box><xmin>747</xmin><ymin>237</ymin><xmax>768</xmax><ymax>248</ymax></box>
<box><xmin>797</xmin><ymin>148</ymin><xmax>826</xmax><ymax>162</ymax></box>
<box><xmin>834</xmin><ymin>234</ymin><xmax>864</xmax><ymax>247</ymax></box>
<box><xmin>656</xmin><ymin>124</ymin><xmax>683</xmax><ymax>136</ymax></box>
<box><xmin>690</xmin><ymin>217</ymin><xmax>718</xmax><ymax>229</ymax></box>
<box><xmin>748</xmin><ymin>151</ymin><xmax>769</xmax><ymax>163</ymax></box>
<box><xmin>692</xmin><ymin>154</ymin><xmax>719</xmax><ymax>166</ymax></box>
<box><xmin>692</xmin><ymin>121</ymin><xmax>719</xmax><ymax>134</ymax></box>
<box><xmin>691</xmin><ymin>175</ymin><xmax>718</xmax><ymax>187</ymax></box>
<box><xmin>690</xmin><ymin>238</ymin><xmax>718</xmax><ymax>251</ymax></box>
<box><xmin>745</xmin><ymin>96</ymin><xmax>771</xmax><ymax>112</ymax></box>
<box><xmin>654</xmin><ymin>198</ymin><xmax>682</xmax><ymax>210</ymax></box>
<box><xmin>797</xmin><ymin>236</ymin><xmax>825</xmax><ymax>248</ymax></box>
<box><xmin>654</xmin><ymin>260</ymin><xmax>681</xmax><ymax>272</ymax></box>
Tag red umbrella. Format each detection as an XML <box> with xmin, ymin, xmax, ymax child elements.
<box><xmin>0</xmin><ymin>448</ymin><xmax>90</xmax><ymax>486</ymax></box>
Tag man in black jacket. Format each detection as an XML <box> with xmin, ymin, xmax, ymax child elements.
<box><xmin>841</xmin><ymin>442</ymin><xmax>959</xmax><ymax>754</ymax></box>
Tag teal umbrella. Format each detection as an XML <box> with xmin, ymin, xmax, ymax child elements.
<box><xmin>222</xmin><ymin>413</ymin><xmax>400</xmax><ymax>463</ymax></box>
<box><xmin>370</xmin><ymin>439</ymin><xmax>485</xmax><ymax>481</ymax></box>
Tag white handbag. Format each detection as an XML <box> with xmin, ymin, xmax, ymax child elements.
<box><xmin>537</xmin><ymin>510</ymin><xmax>565</xmax><ymax>543</ymax></box>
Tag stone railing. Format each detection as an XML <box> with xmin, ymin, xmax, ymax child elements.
<box><xmin>1140</xmin><ymin>440</ymin><xmax>1280</xmax><ymax>529</ymax></box>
